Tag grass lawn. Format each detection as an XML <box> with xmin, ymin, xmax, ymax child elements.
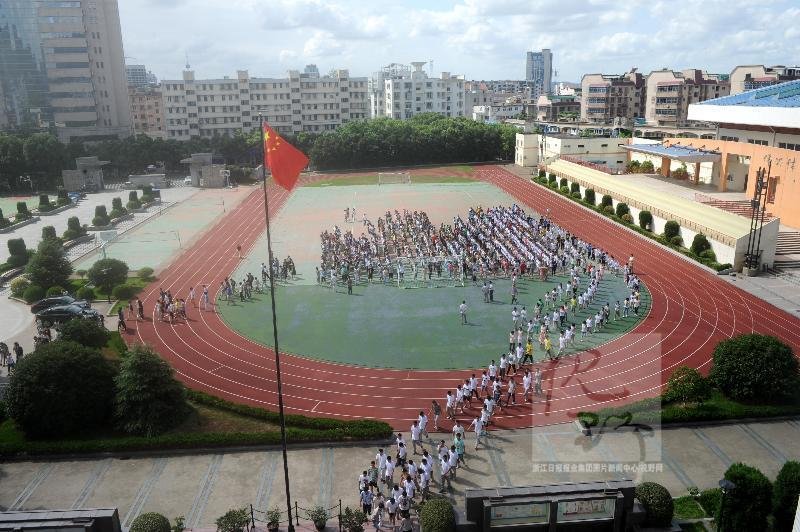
<box><xmin>674</xmin><ymin>496</ymin><xmax>707</xmax><ymax>519</ymax></box>
<box><xmin>305</xmin><ymin>172</ymin><xmax>475</xmax><ymax>187</ymax></box>
<box><xmin>67</xmin><ymin>275</ymin><xmax>153</xmax><ymax>314</ymax></box>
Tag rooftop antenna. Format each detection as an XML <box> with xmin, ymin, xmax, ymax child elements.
<box><xmin>429</xmin><ymin>59</ymin><xmax>433</xmax><ymax>76</ymax></box>
<box><xmin>185</xmin><ymin>52</ymin><xmax>191</xmax><ymax>70</ymax></box>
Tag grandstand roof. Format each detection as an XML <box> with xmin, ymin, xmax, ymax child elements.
<box><xmin>688</xmin><ymin>80</ymin><xmax>800</xmax><ymax>129</ymax></box>
<box><xmin>699</xmin><ymin>79</ymin><xmax>800</xmax><ymax>107</ymax></box>
<box><xmin>622</xmin><ymin>144</ymin><xmax>721</xmax><ymax>163</ymax></box>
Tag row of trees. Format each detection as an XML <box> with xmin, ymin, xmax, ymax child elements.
<box><xmin>1</xmin><ymin>114</ymin><xmax>518</xmax><ymax>191</ymax></box>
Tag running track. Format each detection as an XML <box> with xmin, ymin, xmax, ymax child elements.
<box><xmin>131</xmin><ymin>166</ymin><xmax>800</xmax><ymax>430</ymax></box>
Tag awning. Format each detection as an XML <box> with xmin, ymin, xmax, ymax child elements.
<box><xmin>623</xmin><ymin>143</ymin><xmax>721</xmax><ymax>163</ymax></box>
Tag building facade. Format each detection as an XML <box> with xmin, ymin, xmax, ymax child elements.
<box><xmin>370</xmin><ymin>62</ymin><xmax>466</xmax><ymax>120</ymax></box>
<box><xmin>125</xmin><ymin>63</ymin><xmax>157</xmax><ymax>88</ymax></box>
<box><xmin>644</xmin><ymin>69</ymin><xmax>729</xmax><ymax>127</ymax></box>
<box><xmin>729</xmin><ymin>65</ymin><xmax>800</xmax><ymax>95</ymax></box>
<box><xmin>524</xmin><ymin>49</ymin><xmax>552</xmax><ymax>99</ymax></box>
<box><xmin>128</xmin><ymin>86</ymin><xmax>164</xmax><ymax>138</ymax></box>
<box><xmin>533</xmin><ymin>94</ymin><xmax>580</xmax><ymax>122</ymax></box>
<box><xmin>514</xmin><ymin>132</ymin><xmax>628</xmax><ymax>171</ymax></box>
<box><xmin>0</xmin><ymin>0</ymin><xmax>131</xmax><ymax>141</ymax></box>
<box><xmin>161</xmin><ymin>67</ymin><xmax>368</xmax><ymax>140</ymax></box>
<box><xmin>580</xmin><ymin>70</ymin><xmax>646</xmax><ymax>125</ymax></box>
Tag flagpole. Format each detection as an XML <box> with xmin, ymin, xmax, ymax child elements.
<box><xmin>259</xmin><ymin>113</ymin><xmax>295</xmax><ymax>532</ymax></box>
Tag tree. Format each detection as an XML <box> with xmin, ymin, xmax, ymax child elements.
<box><xmin>129</xmin><ymin>513</ymin><xmax>171</xmax><ymax>532</ymax></box>
<box><xmin>23</xmin><ymin>133</ymin><xmax>65</xmax><ymax>189</ymax></box>
<box><xmin>663</xmin><ymin>366</ymin><xmax>712</xmax><ymax>405</ymax></box>
<box><xmin>773</xmin><ymin>461</ymin><xmax>800</xmax><ymax>532</ymax></box>
<box><xmin>58</xmin><ymin>317</ymin><xmax>109</xmax><ymax>348</ymax></box>
<box><xmin>63</xmin><ymin>216</ymin><xmax>86</xmax><ymax>240</ymax></box>
<box><xmin>87</xmin><ymin>258</ymin><xmax>129</xmax><ymax>298</ymax></box>
<box><xmin>638</xmin><ymin>211</ymin><xmax>653</xmax><ymax>231</ymax></box>
<box><xmin>215</xmin><ymin>508</ymin><xmax>250</xmax><ymax>532</ymax></box>
<box><xmin>663</xmin><ymin>220</ymin><xmax>680</xmax><ymax>240</ymax></box>
<box><xmin>718</xmin><ymin>463</ymin><xmax>772</xmax><ymax>532</ymax></box>
<box><xmin>93</xmin><ymin>205</ymin><xmax>110</xmax><ymax>227</ymax></box>
<box><xmin>0</xmin><ymin>134</ymin><xmax>25</xmax><ymax>190</ymax></box>
<box><xmin>115</xmin><ymin>344</ymin><xmax>190</xmax><ymax>436</ymax></box>
<box><xmin>6</xmin><ymin>238</ymin><xmax>29</xmax><ymax>267</ymax></box>
<box><xmin>690</xmin><ymin>234</ymin><xmax>712</xmax><ymax>256</ymax></box>
<box><xmin>41</xmin><ymin>225</ymin><xmax>60</xmax><ymax>243</ymax></box>
<box><xmin>26</xmin><ymin>239</ymin><xmax>73</xmax><ymax>289</ymax></box>
<box><xmin>635</xmin><ymin>482</ymin><xmax>674</xmax><ymax>527</ymax></box>
<box><xmin>710</xmin><ymin>334</ymin><xmax>798</xmax><ymax>402</ymax></box>
<box><xmin>5</xmin><ymin>340</ymin><xmax>116</xmax><ymax>437</ymax></box>
<box><xmin>419</xmin><ymin>498</ymin><xmax>455</xmax><ymax>532</ymax></box>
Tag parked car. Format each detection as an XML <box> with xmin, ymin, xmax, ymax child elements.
<box><xmin>184</xmin><ymin>176</ymin><xmax>193</xmax><ymax>185</ymax></box>
<box><xmin>30</xmin><ymin>295</ymin><xmax>89</xmax><ymax>314</ymax></box>
<box><xmin>35</xmin><ymin>304</ymin><xmax>103</xmax><ymax>327</ymax></box>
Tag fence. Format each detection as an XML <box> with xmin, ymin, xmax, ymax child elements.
<box><xmin>250</xmin><ymin>501</ymin><xmax>343</xmax><ymax>531</ymax></box>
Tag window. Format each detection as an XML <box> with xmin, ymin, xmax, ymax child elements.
<box><xmin>747</xmin><ymin>139</ymin><xmax>769</xmax><ymax>146</ymax></box>
<box><xmin>778</xmin><ymin>142</ymin><xmax>800</xmax><ymax>151</ymax></box>
<box><xmin>720</xmin><ymin>135</ymin><xmax>739</xmax><ymax>142</ymax></box>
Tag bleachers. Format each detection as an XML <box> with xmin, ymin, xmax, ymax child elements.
<box><xmin>694</xmin><ymin>195</ymin><xmax>774</xmax><ymax>221</ymax></box>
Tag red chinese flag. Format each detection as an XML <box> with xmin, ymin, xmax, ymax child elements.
<box><xmin>263</xmin><ymin>123</ymin><xmax>309</xmax><ymax>190</ymax></box>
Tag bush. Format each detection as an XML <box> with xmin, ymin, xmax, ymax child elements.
<box><xmin>672</xmin><ymin>165</ymin><xmax>689</xmax><ymax>179</ymax></box>
<box><xmin>571</xmin><ymin>191</ymin><xmax>582</xmax><ymax>199</ymax></box>
<box><xmin>16</xmin><ymin>201</ymin><xmax>31</xmax><ymax>220</ymax></box>
<box><xmin>626</xmin><ymin>160</ymin><xmax>641</xmax><ymax>173</ymax></box>
<box><xmin>419</xmin><ymin>498</ymin><xmax>456</xmax><ymax>532</ymax></box>
<box><xmin>341</xmin><ymin>507</ymin><xmax>367</xmax><ymax>532</ymax></box>
<box><xmin>615</xmin><ymin>202</ymin><xmax>630</xmax><ymax>217</ymax></box>
<box><xmin>76</xmin><ymin>285</ymin><xmax>95</xmax><ymax>301</ymax></box>
<box><xmin>699</xmin><ymin>488</ymin><xmax>721</xmax><ymax>517</ymax></box>
<box><xmin>10</xmin><ymin>277</ymin><xmax>30</xmax><ymax>298</ymax></box>
<box><xmin>621</xmin><ymin>213</ymin><xmax>634</xmax><ymax>224</ymax></box>
<box><xmin>603</xmin><ymin>205</ymin><xmax>615</xmax><ymax>215</ymax></box>
<box><xmin>109</xmin><ymin>208</ymin><xmax>126</xmax><ymax>220</ymax></box>
<box><xmin>549</xmin><ymin>181</ymin><xmax>558</xmax><ymax>189</ymax></box>
<box><xmin>63</xmin><ymin>216</ymin><xmax>86</xmax><ymax>240</ymax></box>
<box><xmin>601</xmin><ymin>194</ymin><xmax>613</xmax><ymax>207</ymax></box>
<box><xmin>5</xmin><ymin>340</ymin><xmax>116</xmax><ymax>437</ymax></box>
<box><xmin>635</xmin><ymin>482</ymin><xmax>674</xmax><ymax>527</ymax></box>
<box><xmin>773</xmin><ymin>461</ymin><xmax>800</xmax><ymax>531</ymax></box>
<box><xmin>719</xmin><ymin>463</ymin><xmax>772</xmax><ymax>532</ymax></box>
<box><xmin>112</xmin><ymin>283</ymin><xmax>138</xmax><ymax>301</ymax></box>
<box><xmin>23</xmin><ymin>285</ymin><xmax>45</xmax><ymax>303</ymax></box>
<box><xmin>88</xmin><ymin>258</ymin><xmax>129</xmax><ymax>296</ymax></box>
<box><xmin>138</xmin><ymin>266</ymin><xmax>154</xmax><ymax>279</ymax></box>
<box><xmin>130</xmin><ymin>513</ymin><xmax>171</xmax><ymax>532</ymax></box>
<box><xmin>0</xmin><ymin>208</ymin><xmax>7</xmax><ymax>227</ymax></box>
<box><xmin>93</xmin><ymin>205</ymin><xmax>110</xmax><ymax>226</ymax></box>
<box><xmin>115</xmin><ymin>345</ymin><xmax>190</xmax><ymax>436</ymax></box>
<box><xmin>690</xmin><ymin>233</ymin><xmax>712</xmax><ymax>256</ymax></box>
<box><xmin>56</xmin><ymin>189</ymin><xmax>70</xmax><ymax>206</ymax></box>
<box><xmin>26</xmin><ymin>239</ymin><xmax>73</xmax><ymax>290</ymax></box>
<box><xmin>699</xmin><ymin>249</ymin><xmax>716</xmax><ymax>261</ymax></box>
<box><xmin>584</xmin><ymin>188</ymin><xmax>596</xmax><ymax>204</ymax></box>
<box><xmin>663</xmin><ymin>366</ymin><xmax>712</xmax><ymax>405</ymax></box>
<box><xmin>538</xmin><ymin>169</ymin><xmax>545</xmax><ymax>178</ymax></box>
<box><xmin>46</xmin><ymin>285</ymin><xmax>65</xmax><ymax>297</ymax></box>
<box><xmin>41</xmin><ymin>225</ymin><xmax>59</xmax><ymax>242</ymax></box>
<box><xmin>59</xmin><ymin>318</ymin><xmax>109</xmax><ymax>349</ymax></box>
<box><xmin>670</xmin><ymin>235</ymin><xmax>683</xmax><ymax>247</ymax></box>
<box><xmin>570</xmin><ymin>182</ymin><xmax>580</xmax><ymax>193</ymax></box>
<box><xmin>215</xmin><ymin>508</ymin><xmax>250</xmax><ymax>532</ymax></box>
<box><xmin>6</xmin><ymin>238</ymin><xmax>29</xmax><ymax>267</ymax></box>
<box><xmin>560</xmin><ymin>185</ymin><xmax>570</xmax><ymax>194</ymax></box>
<box><xmin>111</xmin><ymin>197</ymin><xmax>126</xmax><ymax>212</ymax></box>
<box><xmin>710</xmin><ymin>334</ymin><xmax>798</xmax><ymax>402</ymax></box>
<box><xmin>559</xmin><ymin>177</ymin><xmax>568</xmax><ymax>188</ymax></box>
<box><xmin>641</xmin><ymin>160</ymin><xmax>655</xmax><ymax>173</ymax></box>
<box><xmin>663</xmin><ymin>220</ymin><xmax>680</xmax><ymax>239</ymax></box>
<box><xmin>638</xmin><ymin>210</ymin><xmax>653</xmax><ymax>230</ymax></box>
<box><xmin>127</xmin><ymin>200</ymin><xmax>141</xmax><ymax>210</ymax></box>
<box><xmin>38</xmin><ymin>193</ymin><xmax>51</xmax><ymax>208</ymax></box>
<box><xmin>548</xmin><ymin>173</ymin><xmax>556</xmax><ymax>183</ymax></box>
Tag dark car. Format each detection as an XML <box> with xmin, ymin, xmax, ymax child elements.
<box><xmin>30</xmin><ymin>296</ymin><xmax>89</xmax><ymax>314</ymax></box>
<box><xmin>35</xmin><ymin>304</ymin><xmax>103</xmax><ymax>327</ymax></box>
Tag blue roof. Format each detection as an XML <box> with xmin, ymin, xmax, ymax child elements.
<box><xmin>699</xmin><ymin>79</ymin><xmax>800</xmax><ymax>108</ymax></box>
<box><xmin>623</xmin><ymin>144</ymin><xmax>721</xmax><ymax>162</ymax></box>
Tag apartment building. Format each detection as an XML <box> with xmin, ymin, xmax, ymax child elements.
<box><xmin>161</xmin><ymin>67</ymin><xmax>368</xmax><ymax>140</ymax></box>
<box><xmin>370</xmin><ymin>62</ymin><xmax>466</xmax><ymax>119</ymax></box>
<box><xmin>525</xmin><ymin>49</ymin><xmax>553</xmax><ymax>99</ymax></box>
<box><xmin>644</xmin><ymin>69</ymin><xmax>729</xmax><ymax>127</ymax></box>
<box><xmin>128</xmin><ymin>86</ymin><xmax>164</xmax><ymax>139</ymax></box>
<box><xmin>533</xmin><ymin>94</ymin><xmax>580</xmax><ymax>122</ymax></box>
<box><xmin>0</xmin><ymin>0</ymin><xmax>131</xmax><ymax>141</ymax></box>
<box><xmin>729</xmin><ymin>65</ymin><xmax>800</xmax><ymax>95</ymax></box>
<box><xmin>126</xmin><ymin>64</ymin><xmax>157</xmax><ymax>88</ymax></box>
<box><xmin>580</xmin><ymin>69</ymin><xmax>646</xmax><ymax>125</ymax></box>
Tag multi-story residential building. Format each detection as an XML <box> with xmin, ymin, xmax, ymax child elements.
<box><xmin>370</xmin><ymin>62</ymin><xmax>466</xmax><ymax>120</ymax></box>
<box><xmin>472</xmin><ymin>103</ymin><xmax>524</xmax><ymax>123</ymax></box>
<box><xmin>161</xmin><ymin>67</ymin><xmax>368</xmax><ymax>140</ymax></box>
<box><xmin>531</xmin><ymin>94</ymin><xmax>580</xmax><ymax>122</ymax></box>
<box><xmin>125</xmin><ymin>64</ymin><xmax>157</xmax><ymax>88</ymax></box>
<box><xmin>729</xmin><ymin>65</ymin><xmax>800</xmax><ymax>95</ymax></box>
<box><xmin>644</xmin><ymin>69</ymin><xmax>729</xmax><ymax>127</ymax></box>
<box><xmin>525</xmin><ymin>49</ymin><xmax>553</xmax><ymax>99</ymax></box>
<box><xmin>580</xmin><ymin>69</ymin><xmax>646</xmax><ymax>125</ymax></box>
<box><xmin>128</xmin><ymin>86</ymin><xmax>164</xmax><ymax>138</ymax></box>
<box><xmin>0</xmin><ymin>0</ymin><xmax>131</xmax><ymax>142</ymax></box>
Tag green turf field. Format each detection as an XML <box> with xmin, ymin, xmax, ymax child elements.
<box><xmin>304</xmin><ymin>172</ymin><xmax>474</xmax><ymax>187</ymax></box>
<box><xmin>218</xmin><ymin>275</ymin><xmax>649</xmax><ymax>369</ymax></box>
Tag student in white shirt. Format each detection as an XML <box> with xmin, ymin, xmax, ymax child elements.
<box><xmin>469</xmin><ymin>415</ymin><xmax>485</xmax><ymax>450</ymax></box>
<box><xmin>410</xmin><ymin>421</ymin><xmax>422</xmax><ymax>455</ymax></box>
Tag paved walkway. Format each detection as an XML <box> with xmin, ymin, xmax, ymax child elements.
<box><xmin>1</xmin><ymin>419</ymin><xmax>798</xmax><ymax>528</ymax></box>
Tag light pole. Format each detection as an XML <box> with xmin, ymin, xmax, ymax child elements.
<box><xmin>718</xmin><ymin>478</ymin><xmax>736</xmax><ymax>532</ymax></box>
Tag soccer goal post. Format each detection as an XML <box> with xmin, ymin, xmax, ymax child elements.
<box><xmin>377</xmin><ymin>172</ymin><xmax>412</xmax><ymax>185</ymax></box>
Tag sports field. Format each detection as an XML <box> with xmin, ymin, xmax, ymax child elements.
<box><xmin>219</xmin><ymin>178</ymin><xmax>648</xmax><ymax>369</ymax></box>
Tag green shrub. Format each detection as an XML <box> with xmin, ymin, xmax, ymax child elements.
<box><xmin>601</xmin><ymin>194</ymin><xmax>613</xmax><ymax>207</ymax></box>
<box><xmin>0</xmin><ymin>207</ymin><xmax>7</xmax><ymax>227</ymax></box>
<box><xmin>56</xmin><ymin>189</ymin><xmax>70</xmax><ymax>206</ymax></box>
<box><xmin>16</xmin><ymin>201</ymin><xmax>31</xmax><ymax>220</ymax></box>
<box><xmin>571</xmin><ymin>191</ymin><xmax>582</xmax><ymax>199</ymax></box>
<box><xmin>6</xmin><ymin>238</ymin><xmax>29</xmax><ymax>267</ymax></box>
<box><xmin>130</xmin><ymin>513</ymin><xmax>171</xmax><ymax>532</ymax></box>
<box><xmin>584</xmin><ymin>189</ymin><xmax>596</xmax><ymax>204</ymax></box>
<box><xmin>638</xmin><ymin>210</ymin><xmax>653</xmax><ymax>230</ymax></box>
<box><xmin>59</xmin><ymin>318</ymin><xmax>109</xmax><ymax>349</ymax></box>
<box><xmin>341</xmin><ymin>507</ymin><xmax>367</xmax><ymax>532</ymax></box>
<box><xmin>670</xmin><ymin>235</ymin><xmax>683</xmax><ymax>247</ymax></box>
<box><xmin>615</xmin><ymin>202</ymin><xmax>630</xmax><ymax>217</ymax></box>
<box><xmin>710</xmin><ymin>334</ymin><xmax>798</xmax><ymax>402</ymax></box>
<box><xmin>621</xmin><ymin>213</ymin><xmax>634</xmax><ymax>224</ymax></box>
<box><xmin>626</xmin><ymin>160</ymin><xmax>641</xmax><ymax>173</ymax></box>
<box><xmin>109</xmin><ymin>208</ymin><xmax>126</xmax><ymax>219</ymax></box>
<box><xmin>699</xmin><ymin>249</ymin><xmax>716</xmax><ymax>261</ymax></box>
<box><xmin>10</xmin><ymin>277</ymin><xmax>30</xmax><ymax>298</ymax></box>
<box><xmin>93</xmin><ymin>205</ymin><xmax>110</xmax><ymax>226</ymax></box>
<box><xmin>127</xmin><ymin>200</ymin><xmax>141</xmax><ymax>210</ymax></box>
<box><xmin>640</xmin><ymin>160</ymin><xmax>655</xmax><ymax>173</ymax></box>
<box><xmin>115</xmin><ymin>345</ymin><xmax>190</xmax><ymax>436</ymax></box>
<box><xmin>560</xmin><ymin>185</ymin><xmax>570</xmax><ymax>194</ymax></box>
<box><xmin>635</xmin><ymin>482</ymin><xmax>674</xmax><ymax>527</ymax></box>
<box><xmin>111</xmin><ymin>197</ymin><xmax>126</xmax><ymax>213</ymax></box>
<box><xmin>23</xmin><ymin>285</ymin><xmax>45</xmax><ymax>303</ymax></box>
<box><xmin>773</xmin><ymin>461</ymin><xmax>800</xmax><ymax>531</ymax></box>
<box><xmin>88</xmin><ymin>258</ymin><xmax>129</xmax><ymax>296</ymax></box>
<box><xmin>138</xmin><ymin>266</ymin><xmax>154</xmax><ymax>279</ymax></box>
<box><xmin>0</xmin><ymin>401</ymin><xmax>6</xmax><ymax>423</ymax></box>
<box><xmin>664</xmin><ymin>220</ymin><xmax>680</xmax><ymax>239</ymax></box>
<box><xmin>603</xmin><ymin>205</ymin><xmax>615</xmax><ymax>215</ymax></box>
<box><xmin>63</xmin><ymin>216</ymin><xmax>86</xmax><ymax>240</ymax></box>
<box><xmin>698</xmin><ymin>488</ymin><xmax>721</xmax><ymax>517</ymax></box>
<box><xmin>559</xmin><ymin>177</ymin><xmax>568</xmax><ymax>188</ymax></box>
<box><xmin>419</xmin><ymin>498</ymin><xmax>456</xmax><ymax>532</ymax></box>
<box><xmin>548</xmin><ymin>173</ymin><xmax>556</xmax><ymax>183</ymax></box>
<box><xmin>549</xmin><ymin>181</ymin><xmax>559</xmax><ymax>189</ymax></box>
<box><xmin>215</xmin><ymin>508</ymin><xmax>250</xmax><ymax>532</ymax></box>
<box><xmin>112</xmin><ymin>283</ymin><xmax>138</xmax><ymax>301</ymax></box>
<box><xmin>76</xmin><ymin>285</ymin><xmax>95</xmax><ymax>301</ymax></box>
<box><xmin>41</xmin><ymin>225</ymin><xmax>59</xmax><ymax>242</ymax></box>
<box><xmin>663</xmin><ymin>366</ymin><xmax>712</xmax><ymax>405</ymax></box>
<box><xmin>5</xmin><ymin>340</ymin><xmax>116</xmax><ymax>437</ymax></box>
<box><xmin>718</xmin><ymin>463</ymin><xmax>772</xmax><ymax>532</ymax></box>
<box><xmin>46</xmin><ymin>285</ymin><xmax>64</xmax><ymax>297</ymax></box>
<box><xmin>570</xmin><ymin>182</ymin><xmax>580</xmax><ymax>193</ymax></box>
<box><xmin>27</xmin><ymin>239</ymin><xmax>72</xmax><ymax>290</ymax></box>
<box><xmin>690</xmin><ymin>234</ymin><xmax>712</xmax><ymax>255</ymax></box>
<box><xmin>538</xmin><ymin>169</ymin><xmax>546</xmax><ymax>178</ymax></box>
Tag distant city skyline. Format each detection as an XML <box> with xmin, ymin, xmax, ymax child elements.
<box><xmin>119</xmin><ymin>0</ymin><xmax>800</xmax><ymax>82</ymax></box>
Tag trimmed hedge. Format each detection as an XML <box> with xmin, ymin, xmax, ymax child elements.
<box><xmin>559</xmin><ymin>177</ymin><xmax>568</xmax><ymax>188</ymax></box>
<box><xmin>570</xmin><ymin>182</ymin><xmax>580</xmax><ymax>194</ymax></box>
<box><xmin>23</xmin><ymin>284</ymin><xmax>45</xmax><ymax>303</ymax></box>
<box><xmin>16</xmin><ymin>201</ymin><xmax>31</xmax><ymax>220</ymax></box>
<box><xmin>664</xmin><ymin>220</ymin><xmax>680</xmax><ymax>239</ymax></box>
<box><xmin>584</xmin><ymin>189</ymin><xmax>596</xmax><ymax>204</ymax></box>
<box><xmin>773</xmin><ymin>461</ymin><xmax>800</xmax><ymax>531</ymax></box>
<box><xmin>130</xmin><ymin>513</ymin><xmax>171</xmax><ymax>532</ymax></box>
<box><xmin>603</xmin><ymin>205</ymin><xmax>615</xmax><ymax>215</ymax></box>
<box><xmin>93</xmin><ymin>205</ymin><xmax>110</xmax><ymax>227</ymax></box>
<box><xmin>10</xmin><ymin>277</ymin><xmax>30</xmax><ymax>298</ymax></box>
<box><xmin>698</xmin><ymin>488</ymin><xmax>721</xmax><ymax>518</ymax></box>
<box><xmin>719</xmin><ymin>463</ymin><xmax>772</xmax><ymax>532</ymax></box>
<box><xmin>638</xmin><ymin>210</ymin><xmax>653</xmax><ymax>230</ymax></box>
<box><xmin>635</xmin><ymin>482</ymin><xmax>674</xmax><ymax>527</ymax></box>
<box><xmin>63</xmin><ymin>216</ymin><xmax>86</xmax><ymax>240</ymax></box>
<box><xmin>46</xmin><ymin>285</ymin><xmax>65</xmax><ymax>297</ymax></box>
<box><xmin>621</xmin><ymin>213</ymin><xmax>633</xmax><ymax>224</ymax></box>
<box><xmin>138</xmin><ymin>266</ymin><xmax>154</xmax><ymax>279</ymax></box>
<box><xmin>7</xmin><ymin>238</ymin><xmax>29</xmax><ymax>267</ymax></box>
<box><xmin>112</xmin><ymin>283</ymin><xmax>139</xmax><ymax>301</ymax></box>
<box><xmin>601</xmin><ymin>194</ymin><xmax>613</xmax><ymax>207</ymax></box>
<box><xmin>59</xmin><ymin>318</ymin><xmax>109</xmax><ymax>349</ymax></box>
<box><xmin>76</xmin><ymin>285</ymin><xmax>95</xmax><ymax>301</ymax></box>
<box><xmin>559</xmin><ymin>185</ymin><xmax>570</xmax><ymax>194</ymax></box>
<box><xmin>419</xmin><ymin>498</ymin><xmax>456</xmax><ymax>532</ymax></box>
<box><xmin>690</xmin><ymin>233</ymin><xmax>712</xmax><ymax>256</ymax></box>
<box><xmin>615</xmin><ymin>202</ymin><xmax>630</xmax><ymax>217</ymax></box>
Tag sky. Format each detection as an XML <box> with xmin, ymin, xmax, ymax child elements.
<box><xmin>119</xmin><ymin>0</ymin><xmax>800</xmax><ymax>83</ymax></box>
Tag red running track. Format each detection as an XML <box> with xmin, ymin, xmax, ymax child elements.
<box><xmin>130</xmin><ymin>167</ymin><xmax>800</xmax><ymax>430</ymax></box>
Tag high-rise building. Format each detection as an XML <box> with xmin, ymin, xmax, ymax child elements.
<box><xmin>729</xmin><ymin>65</ymin><xmax>800</xmax><ymax>95</ymax></box>
<box><xmin>524</xmin><ymin>49</ymin><xmax>552</xmax><ymax>98</ymax></box>
<box><xmin>580</xmin><ymin>69</ymin><xmax>646</xmax><ymax>125</ymax></box>
<box><xmin>644</xmin><ymin>68</ymin><xmax>729</xmax><ymax>127</ymax></box>
<box><xmin>369</xmin><ymin>61</ymin><xmax>466</xmax><ymax>119</ymax></box>
<box><xmin>126</xmin><ymin>64</ymin><xmax>157</xmax><ymax>88</ymax></box>
<box><xmin>0</xmin><ymin>0</ymin><xmax>131</xmax><ymax>141</ymax></box>
<box><xmin>161</xmin><ymin>67</ymin><xmax>368</xmax><ymax>140</ymax></box>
